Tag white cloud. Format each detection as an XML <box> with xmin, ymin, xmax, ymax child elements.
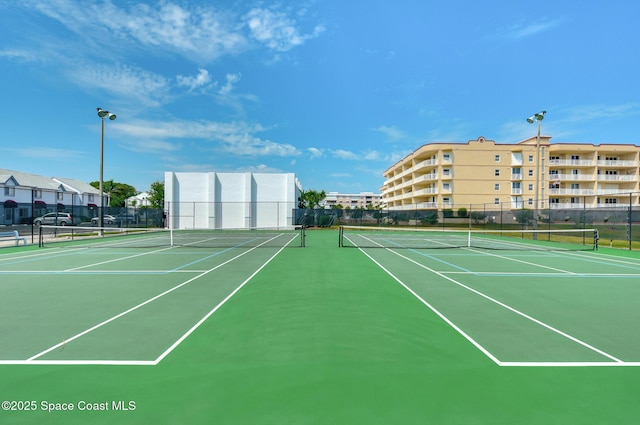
<box><xmin>177</xmin><ymin>68</ymin><xmax>212</xmax><ymax>92</ymax></box>
<box><xmin>562</xmin><ymin>103</ymin><xmax>639</xmax><ymax>122</ymax></box>
<box><xmin>307</xmin><ymin>147</ymin><xmax>324</xmax><ymax>158</ymax></box>
<box><xmin>5</xmin><ymin>147</ymin><xmax>85</xmax><ymax>160</ymax></box>
<box><xmin>219</xmin><ymin>73</ymin><xmax>241</xmax><ymax>96</ymax></box>
<box><xmin>498</xmin><ymin>18</ymin><xmax>562</xmax><ymax>40</ymax></box>
<box><xmin>332</xmin><ymin>149</ymin><xmax>358</xmax><ymax>160</ymax></box>
<box><xmin>20</xmin><ymin>1</ymin><xmax>323</xmax><ymax>63</ymax></box>
<box><xmin>331</xmin><ymin>149</ymin><xmax>380</xmax><ymax>161</ymax></box>
<box><xmin>69</xmin><ymin>62</ymin><xmax>171</xmax><ymax>107</ymax></box>
<box><xmin>235</xmin><ymin>164</ymin><xmax>284</xmax><ymax>173</ymax></box>
<box><xmin>116</xmin><ymin>119</ymin><xmax>301</xmax><ymax>157</ymax></box>
<box><xmin>373</xmin><ymin>125</ymin><xmax>406</xmax><ymax>141</ymax></box>
<box><xmin>245</xmin><ymin>7</ymin><xmax>325</xmax><ymax>52</ymax></box>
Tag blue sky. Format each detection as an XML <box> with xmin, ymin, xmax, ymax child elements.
<box><xmin>0</xmin><ymin>1</ymin><xmax>638</xmax><ymax>195</ymax></box>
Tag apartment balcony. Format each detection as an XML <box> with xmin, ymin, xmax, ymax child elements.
<box><xmin>548</xmin><ymin>159</ymin><xmax>594</xmax><ymax>167</ymax></box>
<box><xmin>597</xmin><ymin>189</ymin><xmax>635</xmax><ymax>195</ymax></box>
<box><xmin>548</xmin><ymin>189</ymin><xmax>595</xmax><ymax>196</ymax></box>
<box><xmin>511</xmin><ymin>173</ymin><xmax>523</xmax><ymax>180</ymax></box>
<box><xmin>549</xmin><ymin>203</ymin><xmax>589</xmax><ymax>209</ymax></box>
<box><xmin>597</xmin><ymin>160</ymin><xmax>638</xmax><ymax>167</ymax></box>
<box><xmin>597</xmin><ymin>174</ymin><xmax>637</xmax><ymax>182</ymax></box>
<box><xmin>511</xmin><ymin>188</ymin><xmax>523</xmax><ymax>195</ymax></box>
<box><xmin>413</xmin><ymin>188</ymin><xmax>438</xmax><ymax>196</ymax></box>
<box><xmin>412</xmin><ymin>159</ymin><xmax>438</xmax><ymax>173</ymax></box>
<box><xmin>412</xmin><ymin>173</ymin><xmax>438</xmax><ymax>183</ymax></box>
<box><xmin>554</xmin><ymin>173</ymin><xmax>593</xmax><ymax>181</ymax></box>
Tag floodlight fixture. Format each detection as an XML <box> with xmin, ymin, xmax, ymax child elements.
<box><xmin>97</xmin><ymin>107</ymin><xmax>116</xmax><ymax>120</ymax></box>
<box><xmin>97</xmin><ymin>107</ymin><xmax>117</xmax><ymax>233</ymax></box>
<box><xmin>526</xmin><ymin>110</ymin><xmax>547</xmax><ymax>235</ymax></box>
<box><xmin>527</xmin><ymin>110</ymin><xmax>546</xmax><ymax>123</ymax></box>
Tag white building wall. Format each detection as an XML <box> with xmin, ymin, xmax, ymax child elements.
<box><xmin>165</xmin><ymin>171</ymin><xmax>300</xmax><ymax>229</ymax></box>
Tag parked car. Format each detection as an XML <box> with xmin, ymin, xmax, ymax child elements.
<box><xmin>33</xmin><ymin>212</ymin><xmax>79</xmax><ymax>226</ymax></box>
<box><xmin>117</xmin><ymin>213</ymin><xmax>136</xmax><ymax>224</ymax></box>
<box><xmin>91</xmin><ymin>214</ymin><xmax>117</xmax><ymax>225</ymax></box>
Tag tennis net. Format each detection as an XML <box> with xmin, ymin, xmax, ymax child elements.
<box><xmin>339</xmin><ymin>226</ymin><xmax>599</xmax><ymax>251</ymax></box>
<box><xmin>39</xmin><ymin>225</ymin><xmax>306</xmax><ymax>248</ymax></box>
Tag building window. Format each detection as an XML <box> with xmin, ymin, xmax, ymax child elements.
<box><xmin>528</xmin><ymin>198</ymin><xmax>533</xmax><ymax>205</ymax></box>
<box><xmin>442</xmin><ymin>168</ymin><xmax>451</xmax><ymax>176</ymax></box>
<box><xmin>605</xmin><ymin>198</ymin><xmax>618</xmax><ymax>204</ymax></box>
<box><xmin>494</xmin><ymin>169</ymin><xmax>500</xmax><ymax>176</ymax></box>
<box><xmin>528</xmin><ymin>170</ymin><xmax>534</xmax><ymax>177</ymax></box>
<box><xmin>494</xmin><ymin>183</ymin><xmax>500</xmax><ymax>190</ymax></box>
<box><xmin>4</xmin><ymin>187</ymin><xmax>15</xmax><ymax>196</ymax></box>
<box><xmin>495</xmin><ymin>155</ymin><xmax>500</xmax><ymax>162</ymax></box>
<box><xmin>443</xmin><ymin>153</ymin><xmax>451</xmax><ymax>161</ymax></box>
<box><xmin>529</xmin><ymin>155</ymin><xmax>534</xmax><ymax>162</ymax></box>
<box><xmin>442</xmin><ymin>183</ymin><xmax>451</xmax><ymax>191</ymax></box>
<box><xmin>528</xmin><ymin>184</ymin><xmax>533</xmax><ymax>190</ymax></box>
<box><xmin>57</xmin><ymin>192</ymin><xmax>64</xmax><ymax>201</ymax></box>
<box><xmin>494</xmin><ymin>198</ymin><xmax>500</xmax><ymax>204</ymax></box>
<box><xmin>32</xmin><ymin>189</ymin><xmax>42</xmax><ymax>198</ymax></box>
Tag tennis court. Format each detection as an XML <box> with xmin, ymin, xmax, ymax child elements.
<box><xmin>1</xmin><ymin>226</ymin><xmax>639</xmax><ymax>424</ymax></box>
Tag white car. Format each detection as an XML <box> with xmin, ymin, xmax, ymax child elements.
<box><xmin>34</xmin><ymin>212</ymin><xmax>79</xmax><ymax>226</ymax></box>
<box><xmin>91</xmin><ymin>215</ymin><xmax>117</xmax><ymax>225</ymax></box>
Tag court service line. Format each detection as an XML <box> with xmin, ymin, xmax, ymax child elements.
<box><xmin>64</xmin><ymin>246</ymin><xmax>176</xmax><ymax>271</ymax></box>
<box><xmin>464</xmin><ymin>248</ymin><xmax>578</xmax><ymax>275</ymax></box>
<box><xmin>379</xmin><ymin>246</ymin><xmax>624</xmax><ymax>364</ymax></box>
<box><xmin>353</xmin><ymin>245</ymin><xmax>502</xmax><ymax>366</ymax></box>
<box><xmin>25</xmin><ymin>233</ymin><xmax>293</xmax><ymax>362</ymax></box>
<box><xmin>348</xmin><ymin>235</ymin><xmax>624</xmax><ymax>364</ymax></box>
<box><xmin>557</xmin><ymin>250</ymin><xmax>640</xmax><ymax>271</ymax></box>
<box><xmin>153</xmin><ymin>234</ymin><xmax>299</xmax><ymax>364</ymax></box>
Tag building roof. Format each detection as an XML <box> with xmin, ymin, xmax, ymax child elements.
<box><xmin>0</xmin><ymin>168</ymin><xmax>98</xmax><ymax>194</ymax></box>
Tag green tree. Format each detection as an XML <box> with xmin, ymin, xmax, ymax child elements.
<box><xmin>147</xmin><ymin>181</ymin><xmax>165</xmax><ymax>209</ymax></box>
<box><xmin>90</xmin><ymin>180</ymin><xmax>137</xmax><ymax>207</ymax></box>
<box><xmin>298</xmin><ymin>189</ymin><xmax>326</xmax><ymax>209</ymax></box>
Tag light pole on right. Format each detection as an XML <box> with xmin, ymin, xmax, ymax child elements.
<box><xmin>527</xmin><ymin>110</ymin><xmax>546</xmax><ymax>234</ymax></box>
<box><xmin>97</xmin><ymin>107</ymin><xmax>117</xmax><ymax>233</ymax></box>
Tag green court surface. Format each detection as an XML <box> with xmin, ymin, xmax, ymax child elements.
<box><xmin>1</xmin><ymin>229</ymin><xmax>640</xmax><ymax>424</ymax></box>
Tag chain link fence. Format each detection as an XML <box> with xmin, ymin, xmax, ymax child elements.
<box><xmin>297</xmin><ymin>196</ymin><xmax>640</xmax><ymax>250</ymax></box>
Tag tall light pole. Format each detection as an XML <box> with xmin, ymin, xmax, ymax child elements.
<box><xmin>527</xmin><ymin>110</ymin><xmax>546</xmax><ymax>233</ymax></box>
<box><xmin>97</xmin><ymin>107</ymin><xmax>116</xmax><ymax>232</ymax></box>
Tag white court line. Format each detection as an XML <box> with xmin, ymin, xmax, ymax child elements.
<box><xmin>154</xmin><ymin>234</ymin><xmax>298</xmax><ymax>364</ymax></box>
<box><xmin>464</xmin><ymin>247</ymin><xmax>578</xmax><ymax>274</ymax></box>
<box><xmin>354</xmin><ymin>245</ymin><xmax>501</xmax><ymax>366</ymax></box>
<box><xmin>65</xmin><ymin>246</ymin><xmax>176</xmax><ymax>271</ymax></box>
<box><xmin>0</xmin><ymin>360</ymin><xmax>156</xmax><ymax>366</ymax></box>
<box><xmin>348</xmin><ymin>234</ymin><xmax>625</xmax><ymax>366</ymax></box>
<box><xmin>19</xmin><ymin>233</ymin><xmax>296</xmax><ymax>364</ymax></box>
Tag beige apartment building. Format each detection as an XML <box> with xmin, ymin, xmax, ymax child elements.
<box><xmin>323</xmin><ymin>191</ymin><xmax>382</xmax><ymax>209</ymax></box>
<box><xmin>381</xmin><ymin>136</ymin><xmax>640</xmax><ymax>210</ymax></box>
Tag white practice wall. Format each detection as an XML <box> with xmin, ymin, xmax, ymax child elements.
<box><xmin>165</xmin><ymin>172</ymin><xmax>301</xmax><ymax>229</ymax></box>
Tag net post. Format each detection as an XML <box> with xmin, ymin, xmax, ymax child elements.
<box><xmin>338</xmin><ymin>226</ymin><xmax>343</xmax><ymax>247</ymax></box>
<box><xmin>467</xmin><ymin>229</ymin><xmax>471</xmax><ymax>248</ymax></box>
<box><xmin>594</xmin><ymin>229</ymin><xmax>599</xmax><ymax>251</ymax></box>
<box><xmin>38</xmin><ymin>226</ymin><xmax>43</xmax><ymax>248</ymax></box>
<box><xmin>168</xmin><ymin>202</ymin><xmax>174</xmax><ymax>247</ymax></box>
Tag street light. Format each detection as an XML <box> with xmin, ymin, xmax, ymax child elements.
<box><xmin>97</xmin><ymin>107</ymin><xmax>116</xmax><ymax>232</ymax></box>
<box><xmin>527</xmin><ymin>110</ymin><xmax>546</xmax><ymax>234</ymax></box>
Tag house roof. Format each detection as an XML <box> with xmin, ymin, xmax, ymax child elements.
<box><xmin>0</xmin><ymin>168</ymin><xmax>99</xmax><ymax>194</ymax></box>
